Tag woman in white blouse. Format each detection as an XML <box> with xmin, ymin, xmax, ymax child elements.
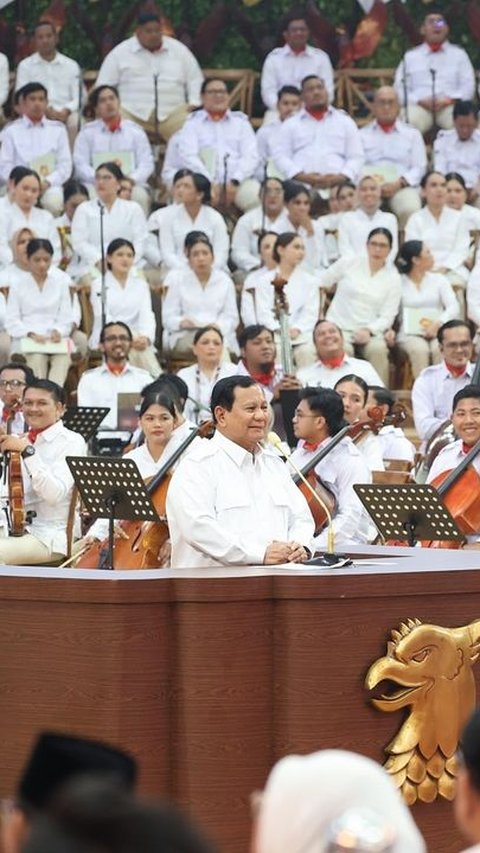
<box><xmin>6</xmin><ymin>238</ymin><xmax>75</xmax><ymax>384</ymax></box>
<box><xmin>70</xmin><ymin>161</ymin><xmax>148</xmax><ymax>278</ymax></box>
<box><xmin>321</xmin><ymin>227</ymin><xmax>401</xmax><ymax>385</ymax></box>
<box><xmin>334</xmin><ymin>375</ymin><xmax>384</xmax><ymax>473</ymax></box>
<box><xmin>390</xmin><ymin>240</ymin><xmax>459</xmax><ymax>378</ymax></box>
<box><xmin>240</xmin><ymin>230</ymin><xmax>277</xmax><ymax>327</ymax></box>
<box><xmin>3</xmin><ymin>166</ymin><xmax>61</xmax><ymax>263</ymax></box>
<box><xmin>177</xmin><ymin>325</ymin><xmax>237</xmax><ymax>424</ymax></box>
<box><xmin>162</xmin><ymin>231</ymin><xmax>239</xmax><ymax>356</ymax></box>
<box><xmin>90</xmin><ymin>238</ymin><xmax>160</xmax><ymax>376</ymax></box>
<box><xmin>284</xmin><ymin>181</ymin><xmax>325</xmax><ymax>272</ymax></box>
<box><xmin>445</xmin><ymin>171</ymin><xmax>480</xmax><ymax>232</ymax></box>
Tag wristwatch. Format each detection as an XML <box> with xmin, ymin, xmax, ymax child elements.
<box><xmin>21</xmin><ymin>445</ymin><xmax>35</xmax><ymax>459</ymax></box>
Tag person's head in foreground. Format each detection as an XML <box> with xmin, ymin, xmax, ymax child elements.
<box><xmin>455</xmin><ymin>707</ymin><xmax>480</xmax><ymax>847</ymax></box>
<box><xmin>252</xmin><ymin>749</ymin><xmax>426</xmax><ymax>853</ymax></box>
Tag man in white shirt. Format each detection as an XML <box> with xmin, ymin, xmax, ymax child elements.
<box><xmin>434</xmin><ymin>101</ymin><xmax>480</xmax><ymax>200</ymax></box>
<box><xmin>95</xmin><ymin>11</ymin><xmax>203</xmax><ymax>141</ymax></box>
<box><xmin>177</xmin><ymin>77</ymin><xmax>260</xmax><ymax>212</ymax></box>
<box><xmin>337</xmin><ymin>175</ymin><xmax>398</xmax><ymax>261</ymax></box>
<box><xmin>367</xmin><ymin>385</ymin><xmax>415</xmax><ymax>464</ymax></box>
<box><xmin>256</xmin><ymin>85</ymin><xmax>301</xmax><ymax>180</ymax></box>
<box><xmin>15</xmin><ymin>21</ymin><xmax>85</xmax><ymax>147</ymax></box>
<box><xmin>77</xmin><ymin>322</ymin><xmax>154</xmax><ymax>430</ymax></box>
<box><xmin>166</xmin><ymin>375</ymin><xmax>314</xmax><ymax>567</ymax></box>
<box><xmin>0</xmin><ymin>362</ymin><xmax>35</xmax><ymax>435</ymax></box>
<box><xmin>231</xmin><ymin>177</ymin><xmax>290</xmax><ymax>272</ymax></box>
<box><xmin>394</xmin><ymin>9</ymin><xmax>475</xmax><ymax>135</ymax></box>
<box><xmin>297</xmin><ymin>319</ymin><xmax>384</xmax><ymax>389</ymax></box>
<box><xmin>455</xmin><ymin>709</ymin><xmax>480</xmax><ymax>850</ymax></box>
<box><xmin>73</xmin><ymin>85</ymin><xmax>154</xmax><ymax>214</ymax></box>
<box><xmin>0</xmin><ymin>82</ymin><xmax>72</xmax><ymax>216</ymax></box>
<box><xmin>359</xmin><ymin>86</ymin><xmax>426</xmax><ymax>227</ymax></box>
<box><xmin>260</xmin><ymin>14</ymin><xmax>334</xmax><ymax>116</ymax></box>
<box><xmin>0</xmin><ymin>379</ymin><xmax>86</xmax><ymax>563</ymax></box>
<box><xmin>412</xmin><ymin>319</ymin><xmax>476</xmax><ymax>442</ymax></box>
<box><xmin>272</xmin><ymin>75</ymin><xmax>364</xmax><ymax>191</ymax></box>
<box><xmin>236</xmin><ymin>324</ymin><xmax>301</xmax><ymax>403</ymax></box>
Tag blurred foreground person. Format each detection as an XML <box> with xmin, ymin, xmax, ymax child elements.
<box><xmin>456</xmin><ymin>709</ymin><xmax>480</xmax><ymax>851</ymax></box>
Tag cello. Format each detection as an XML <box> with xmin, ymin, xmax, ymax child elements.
<box><xmin>421</xmin><ymin>438</ymin><xmax>480</xmax><ymax>548</ymax></box>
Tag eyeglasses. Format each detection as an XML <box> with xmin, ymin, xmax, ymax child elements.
<box><xmin>204</xmin><ymin>88</ymin><xmax>228</xmax><ymax>95</ymax></box>
<box><xmin>442</xmin><ymin>341</ymin><xmax>471</xmax><ymax>350</ymax></box>
<box><xmin>293</xmin><ymin>410</ymin><xmax>318</xmax><ymax>418</ymax></box>
<box><xmin>0</xmin><ymin>379</ymin><xmax>26</xmax><ymax>388</ymax></box>
<box><xmin>103</xmin><ymin>335</ymin><xmax>130</xmax><ymax>343</ymax></box>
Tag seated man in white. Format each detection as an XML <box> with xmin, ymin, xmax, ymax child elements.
<box><xmin>297</xmin><ymin>319</ymin><xmax>384</xmax><ymax>389</ymax></box>
<box><xmin>73</xmin><ymin>84</ymin><xmax>154</xmax><ymax>215</ymax></box>
<box><xmin>231</xmin><ymin>177</ymin><xmax>290</xmax><ymax>273</ymax></box>
<box><xmin>337</xmin><ymin>175</ymin><xmax>398</xmax><ymax>262</ymax></box>
<box><xmin>434</xmin><ymin>101</ymin><xmax>480</xmax><ymax>203</ymax></box>
<box><xmin>394</xmin><ymin>9</ymin><xmax>475</xmax><ymax>135</ymax></box>
<box><xmin>359</xmin><ymin>86</ymin><xmax>426</xmax><ymax>228</ymax></box>
<box><xmin>256</xmin><ymin>85</ymin><xmax>300</xmax><ymax>180</ymax></box>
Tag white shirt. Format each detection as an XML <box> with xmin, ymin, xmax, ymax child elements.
<box><xmin>155</xmin><ymin>203</ymin><xmax>229</xmax><ymax>271</ymax></box>
<box><xmin>466</xmin><ymin>255</ymin><xmax>480</xmax><ymax>325</ymax></box>
<box><xmin>434</xmin><ymin>128</ymin><xmax>480</xmax><ymax>189</ymax></box>
<box><xmin>356</xmin><ymin>431</ymin><xmax>385</xmax><ymax>472</ymax></box>
<box><xmin>15</xmin><ymin>51</ymin><xmax>84</xmax><ymax>113</ymax></box>
<box><xmin>177</xmin><ymin>108</ymin><xmax>259</xmax><ymax>184</ymax></box>
<box><xmin>260</xmin><ymin>44</ymin><xmax>334</xmax><ymax>109</ymax></box>
<box><xmin>231</xmin><ymin>207</ymin><xmax>291</xmax><ymax>272</ymax></box>
<box><xmin>177</xmin><ymin>362</ymin><xmax>238</xmax><ymax>423</ymax></box>
<box><xmin>394</xmin><ymin>41</ymin><xmax>475</xmax><ymax>104</ymax></box>
<box><xmin>322</xmin><ymin>256</ymin><xmax>402</xmax><ymax>335</ymax></box>
<box><xmin>256</xmin><ymin>118</ymin><xmax>285</xmax><ymax>180</ymax></box>
<box><xmin>95</xmin><ymin>35</ymin><xmax>203</xmax><ymax>121</ymax></box>
<box><xmin>162</xmin><ymin>267</ymin><xmax>239</xmax><ymax>352</ymax></box>
<box><xmin>71</xmin><ymin>197</ymin><xmax>148</xmax><ymax>274</ymax></box>
<box><xmin>359</xmin><ymin>119</ymin><xmax>427</xmax><ymax>187</ymax></box>
<box><xmin>0</xmin><ymin>400</ymin><xmax>25</xmax><ymax>434</ymax></box>
<box><xmin>166</xmin><ymin>430</ymin><xmax>314</xmax><ymax>568</ymax></box>
<box><xmin>412</xmin><ymin>360</ymin><xmax>476</xmax><ymax>441</ymax></box>
<box><xmin>0</xmin><ymin>52</ymin><xmax>9</xmax><ymax>107</ymax></box>
<box><xmin>397</xmin><ymin>270</ymin><xmax>459</xmax><ymax>337</ymax></box>
<box><xmin>287</xmin><ymin>218</ymin><xmax>326</xmax><ymax>272</ymax></box>
<box><xmin>22</xmin><ymin>420</ymin><xmax>87</xmax><ymax>554</ymax></box>
<box><xmin>297</xmin><ymin>355</ymin><xmax>384</xmax><ymax>388</ymax></box>
<box><xmin>318</xmin><ymin>211</ymin><xmax>345</xmax><ymax>264</ymax></box>
<box><xmin>253</xmin><ymin>265</ymin><xmax>320</xmax><ymax>336</ymax></box>
<box><xmin>0</xmin><ymin>116</ymin><xmax>72</xmax><ymax>186</ymax></box>
<box><xmin>337</xmin><ymin>208</ymin><xmax>398</xmax><ymax>261</ymax></box>
<box><xmin>427</xmin><ymin>438</ymin><xmax>480</xmax><ymax>542</ymax></box>
<box><xmin>272</xmin><ymin>107</ymin><xmax>364</xmax><ymax>184</ymax></box>
<box><xmin>161</xmin><ymin>130</ymin><xmax>183</xmax><ymax>188</ymax></box>
<box><xmin>4</xmin><ymin>201</ymin><xmax>61</xmax><ymax>263</ymax></box>
<box><xmin>405</xmin><ymin>206</ymin><xmax>470</xmax><ymax>276</ymax></box>
<box><xmin>6</xmin><ymin>267</ymin><xmax>75</xmax><ymax>345</ymax></box>
<box><xmin>73</xmin><ymin>118</ymin><xmax>154</xmax><ymax>186</ymax></box>
<box><xmin>378</xmin><ymin>424</ymin><xmax>415</xmax><ymax>464</ymax></box>
<box><xmin>89</xmin><ymin>270</ymin><xmax>156</xmax><ymax>348</ymax></box>
<box><xmin>77</xmin><ymin>362</ymin><xmax>153</xmax><ymax>429</ymax></box>
<box><xmin>240</xmin><ymin>266</ymin><xmax>275</xmax><ymax>327</ymax></box>
<box><xmin>290</xmin><ymin>436</ymin><xmax>372</xmax><ymax>547</ymax></box>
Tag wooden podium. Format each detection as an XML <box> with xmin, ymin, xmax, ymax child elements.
<box><xmin>1</xmin><ymin>546</ymin><xmax>480</xmax><ymax>852</ymax></box>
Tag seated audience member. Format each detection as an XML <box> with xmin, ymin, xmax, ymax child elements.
<box><xmin>162</xmin><ymin>231</ymin><xmax>239</xmax><ymax>356</ymax></box>
<box><xmin>166</xmin><ymin>375</ymin><xmax>314</xmax><ymax>568</ymax></box>
<box><xmin>297</xmin><ymin>319</ymin><xmax>384</xmax><ymax>388</ymax></box>
<box><xmin>256</xmin><ymin>85</ymin><xmax>301</xmax><ymax>179</ymax></box>
<box><xmin>146</xmin><ymin>168</ymin><xmax>192</xmax><ymax>267</ymax></box>
<box><xmin>334</xmin><ymin>375</ymin><xmax>384</xmax><ymax>471</ymax></box>
<box><xmin>321</xmin><ymin>228</ymin><xmax>401</xmax><ymax>386</ymax></box>
<box><xmin>4</xmin><ymin>167</ymin><xmax>61</xmax><ymax>262</ymax></box>
<box><xmin>0</xmin><ymin>361</ymin><xmax>34</xmax><ymax>433</ymax></box>
<box><xmin>446</xmin><ymin>172</ymin><xmax>480</xmax><ymax>235</ymax></box>
<box><xmin>76</xmin><ymin>321</ymin><xmax>154</xmax><ymax>430</ymax></box>
<box><xmin>394</xmin><ymin>9</ymin><xmax>475</xmax><ymax>135</ymax></box>
<box><xmin>254</xmin><ymin>749</ymin><xmax>425</xmax><ymax>853</ymax></box>
<box><xmin>272</xmin><ymin>75</ymin><xmax>364</xmax><ymax>192</ymax></box>
<box><xmin>6</xmin><ymin>238</ymin><xmax>77</xmax><ymax>386</ymax></box>
<box><xmin>231</xmin><ymin>177</ymin><xmax>290</xmax><ymax>273</ymax></box>
<box><xmin>73</xmin><ymin>84</ymin><xmax>154</xmax><ymax>214</ymax></box>
<box><xmin>139</xmin><ymin>374</ymin><xmax>197</xmax><ymax>442</ymax></box>
<box><xmin>240</xmin><ymin>231</ymin><xmax>278</xmax><ymax>327</ymax></box>
<box><xmin>95</xmin><ymin>10</ymin><xmax>203</xmax><ymax>141</ymax></box>
<box><xmin>177</xmin><ymin>325</ymin><xmax>237</xmax><ymax>424</ymax></box>
<box><xmin>0</xmin><ymin>49</ymin><xmax>8</xmax><ymax>122</ymax></box>
<box><xmin>337</xmin><ymin>175</ymin><xmax>398</xmax><ymax>261</ymax></box>
<box><xmin>253</xmin><ymin>232</ymin><xmax>319</xmax><ymax>368</ymax></box>
<box><xmin>260</xmin><ymin>13</ymin><xmax>334</xmax><ymax>113</ymax></box>
<box><xmin>1</xmin><ymin>730</ymin><xmax>136</xmax><ymax>853</ymax></box>
<box><xmin>0</xmin><ymin>83</ymin><xmax>72</xmax><ymax>216</ymax></box>
<box><xmin>89</xmin><ymin>238</ymin><xmax>160</xmax><ymax>376</ymax></box>
<box><xmin>177</xmin><ymin>77</ymin><xmax>259</xmax><ymax>212</ymax></box>
<box><xmin>161</xmin><ymin>130</ymin><xmax>184</xmax><ymax>190</ymax></box>
<box><xmin>157</xmin><ymin>172</ymin><xmax>229</xmax><ymax>272</ymax></box>
<box><xmin>0</xmin><ymin>228</ymin><xmax>35</xmax><ymax>296</ymax></box>
<box><xmin>54</xmin><ymin>180</ymin><xmax>89</xmax><ymax>272</ymax></box>
<box><xmin>359</xmin><ymin>86</ymin><xmax>426</xmax><ymax>228</ymax></box>
<box><xmin>455</xmin><ymin>708</ymin><xmax>480</xmax><ymax>850</ymax></box>
<box><xmin>290</xmin><ymin>388</ymin><xmax>373</xmax><ymax>547</ymax></box>
<box><xmin>15</xmin><ymin>21</ymin><xmax>85</xmax><ymax>147</ymax></box>
<box><xmin>70</xmin><ymin>161</ymin><xmax>148</xmax><ymax>278</ymax></box>
<box><xmin>367</xmin><ymin>385</ymin><xmax>416</xmax><ymax>464</ymax></box>
<box><xmin>0</xmin><ymin>380</ymin><xmax>86</xmax><ymax>563</ymax></box>
<box><xmin>412</xmin><ymin>319</ymin><xmax>475</xmax><ymax>443</ymax></box>
<box><xmin>284</xmin><ymin>181</ymin><xmax>326</xmax><ymax>271</ymax></box>
<box><xmin>118</xmin><ymin>175</ymin><xmax>134</xmax><ymax>199</ymax></box>
<box><xmin>434</xmin><ymin>101</ymin><xmax>480</xmax><ymax>202</ymax></box>
<box><xmin>318</xmin><ymin>180</ymin><xmax>357</xmax><ymax>265</ymax></box>
<box><xmin>236</xmin><ymin>324</ymin><xmax>300</xmax><ymax>403</ymax></box>
<box><xmin>391</xmin><ymin>239</ymin><xmax>459</xmax><ymax>378</ymax></box>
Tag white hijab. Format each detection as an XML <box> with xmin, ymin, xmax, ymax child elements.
<box><xmin>254</xmin><ymin>749</ymin><xmax>426</xmax><ymax>853</ymax></box>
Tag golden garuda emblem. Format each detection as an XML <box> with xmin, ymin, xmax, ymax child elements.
<box><xmin>365</xmin><ymin>617</ymin><xmax>480</xmax><ymax>805</ymax></box>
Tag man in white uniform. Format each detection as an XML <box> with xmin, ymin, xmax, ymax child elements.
<box><xmin>0</xmin><ymin>362</ymin><xmax>35</xmax><ymax>434</ymax></box>
<box><xmin>256</xmin><ymin>85</ymin><xmax>301</xmax><ymax>180</ymax></box>
<box><xmin>231</xmin><ymin>177</ymin><xmax>290</xmax><ymax>272</ymax></box>
<box><xmin>166</xmin><ymin>375</ymin><xmax>314</xmax><ymax>567</ymax></box>
<box><xmin>297</xmin><ymin>319</ymin><xmax>384</xmax><ymax>389</ymax></box>
<box><xmin>434</xmin><ymin>101</ymin><xmax>480</xmax><ymax>201</ymax></box>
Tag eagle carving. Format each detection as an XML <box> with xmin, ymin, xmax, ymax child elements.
<box><xmin>365</xmin><ymin>618</ymin><xmax>480</xmax><ymax>805</ymax></box>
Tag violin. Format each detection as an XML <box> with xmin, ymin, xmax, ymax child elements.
<box><xmin>3</xmin><ymin>401</ymin><xmax>26</xmax><ymax>537</ymax></box>
<box><xmin>75</xmin><ymin>421</ymin><xmax>214</xmax><ymax>569</ymax></box>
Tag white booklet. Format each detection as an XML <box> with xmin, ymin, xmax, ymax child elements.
<box><xmin>21</xmin><ymin>337</ymin><xmax>75</xmax><ymax>355</ymax></box>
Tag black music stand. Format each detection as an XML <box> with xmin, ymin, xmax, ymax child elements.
<box><xmin>353</xmin><ymin>483</ymin><xmax>465</xmax><ymax>547</ymax></box>
<box><xmin>66</xmin><ymin>456</ymin><xmax>159</xmax><ymax>570</ymax></box>
<box><xmin>63</xmin><ymin>407</ymin><xmax>110</xmax><ymax>442</ymax></box>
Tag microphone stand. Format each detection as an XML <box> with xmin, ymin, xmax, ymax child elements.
<box><xmin>402</xmin><ymin>58</ymin><xmax>409</xmax><ymax>125</ymax></box>
<box><xmin>97</xmin><ymin>200</ymin><xmax>106</xmax><ymax>329</ymax></box>
<box><xmin>260</xmin><ymin>163</ymin><xmax>268</xmax><ymax>234</ymax></box>
<box><xmin>153</xmin><ymin>73</ymin><xmax>160</xmax><ymax>146</ymax></box>
<box><xmin>430</xmin><ymin>68</ymin><xmax>437</xmax><ymax>135</ymax></box>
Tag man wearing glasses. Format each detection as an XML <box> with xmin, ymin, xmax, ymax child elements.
<box><xmin>412</xmin><ymin>320</ymin><xmax>476</xmax><ymax>444</ymax></box>
<box><xmin>0</xmin><ymin>362</ymin><xmax>35</xmax><ymax>435</ymax></box>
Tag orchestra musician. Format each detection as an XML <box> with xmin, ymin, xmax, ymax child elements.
<box><xmin>236</xmin><ymin>324</ymin><xmax>301</xmax><ymax>403</ymax></box>
<box><xmin>367</xmin><ymin>385</ymin><xmax>416</xmax><ymax>465</ymax></box>
<box><xmin>334</xmin><ymin>375</ymin><xmax>385</xmax><ymax>472</ymax></box>
<box><xmin>0</xmin><ymin>379</ymin><xmax>86</xmax><ymax>564</ymax></box>
<box><xmin>0</xmin><ymin>362</ymin><xmax>35</xmax><ymax>435</ymax></box>
<box><xmin>290</xmin><ymin>387</ymin><xmax>373</xmax><ymax>548</ymax></box>
<box><xmin>166</xmin><ymin>375</ymin><xmax>314</xmax><ymax>568</ymax></box>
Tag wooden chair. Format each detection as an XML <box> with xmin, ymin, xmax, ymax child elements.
<box><xmin>372</xmin><ymin>469</ymin><xmax>412</xmax><ymax>484</ymax></box>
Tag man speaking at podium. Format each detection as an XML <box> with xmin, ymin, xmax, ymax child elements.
<box><xmin>166</xmin><ymin>375</ymin><xmax>314</xmax><ymax>568</ymax></box>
